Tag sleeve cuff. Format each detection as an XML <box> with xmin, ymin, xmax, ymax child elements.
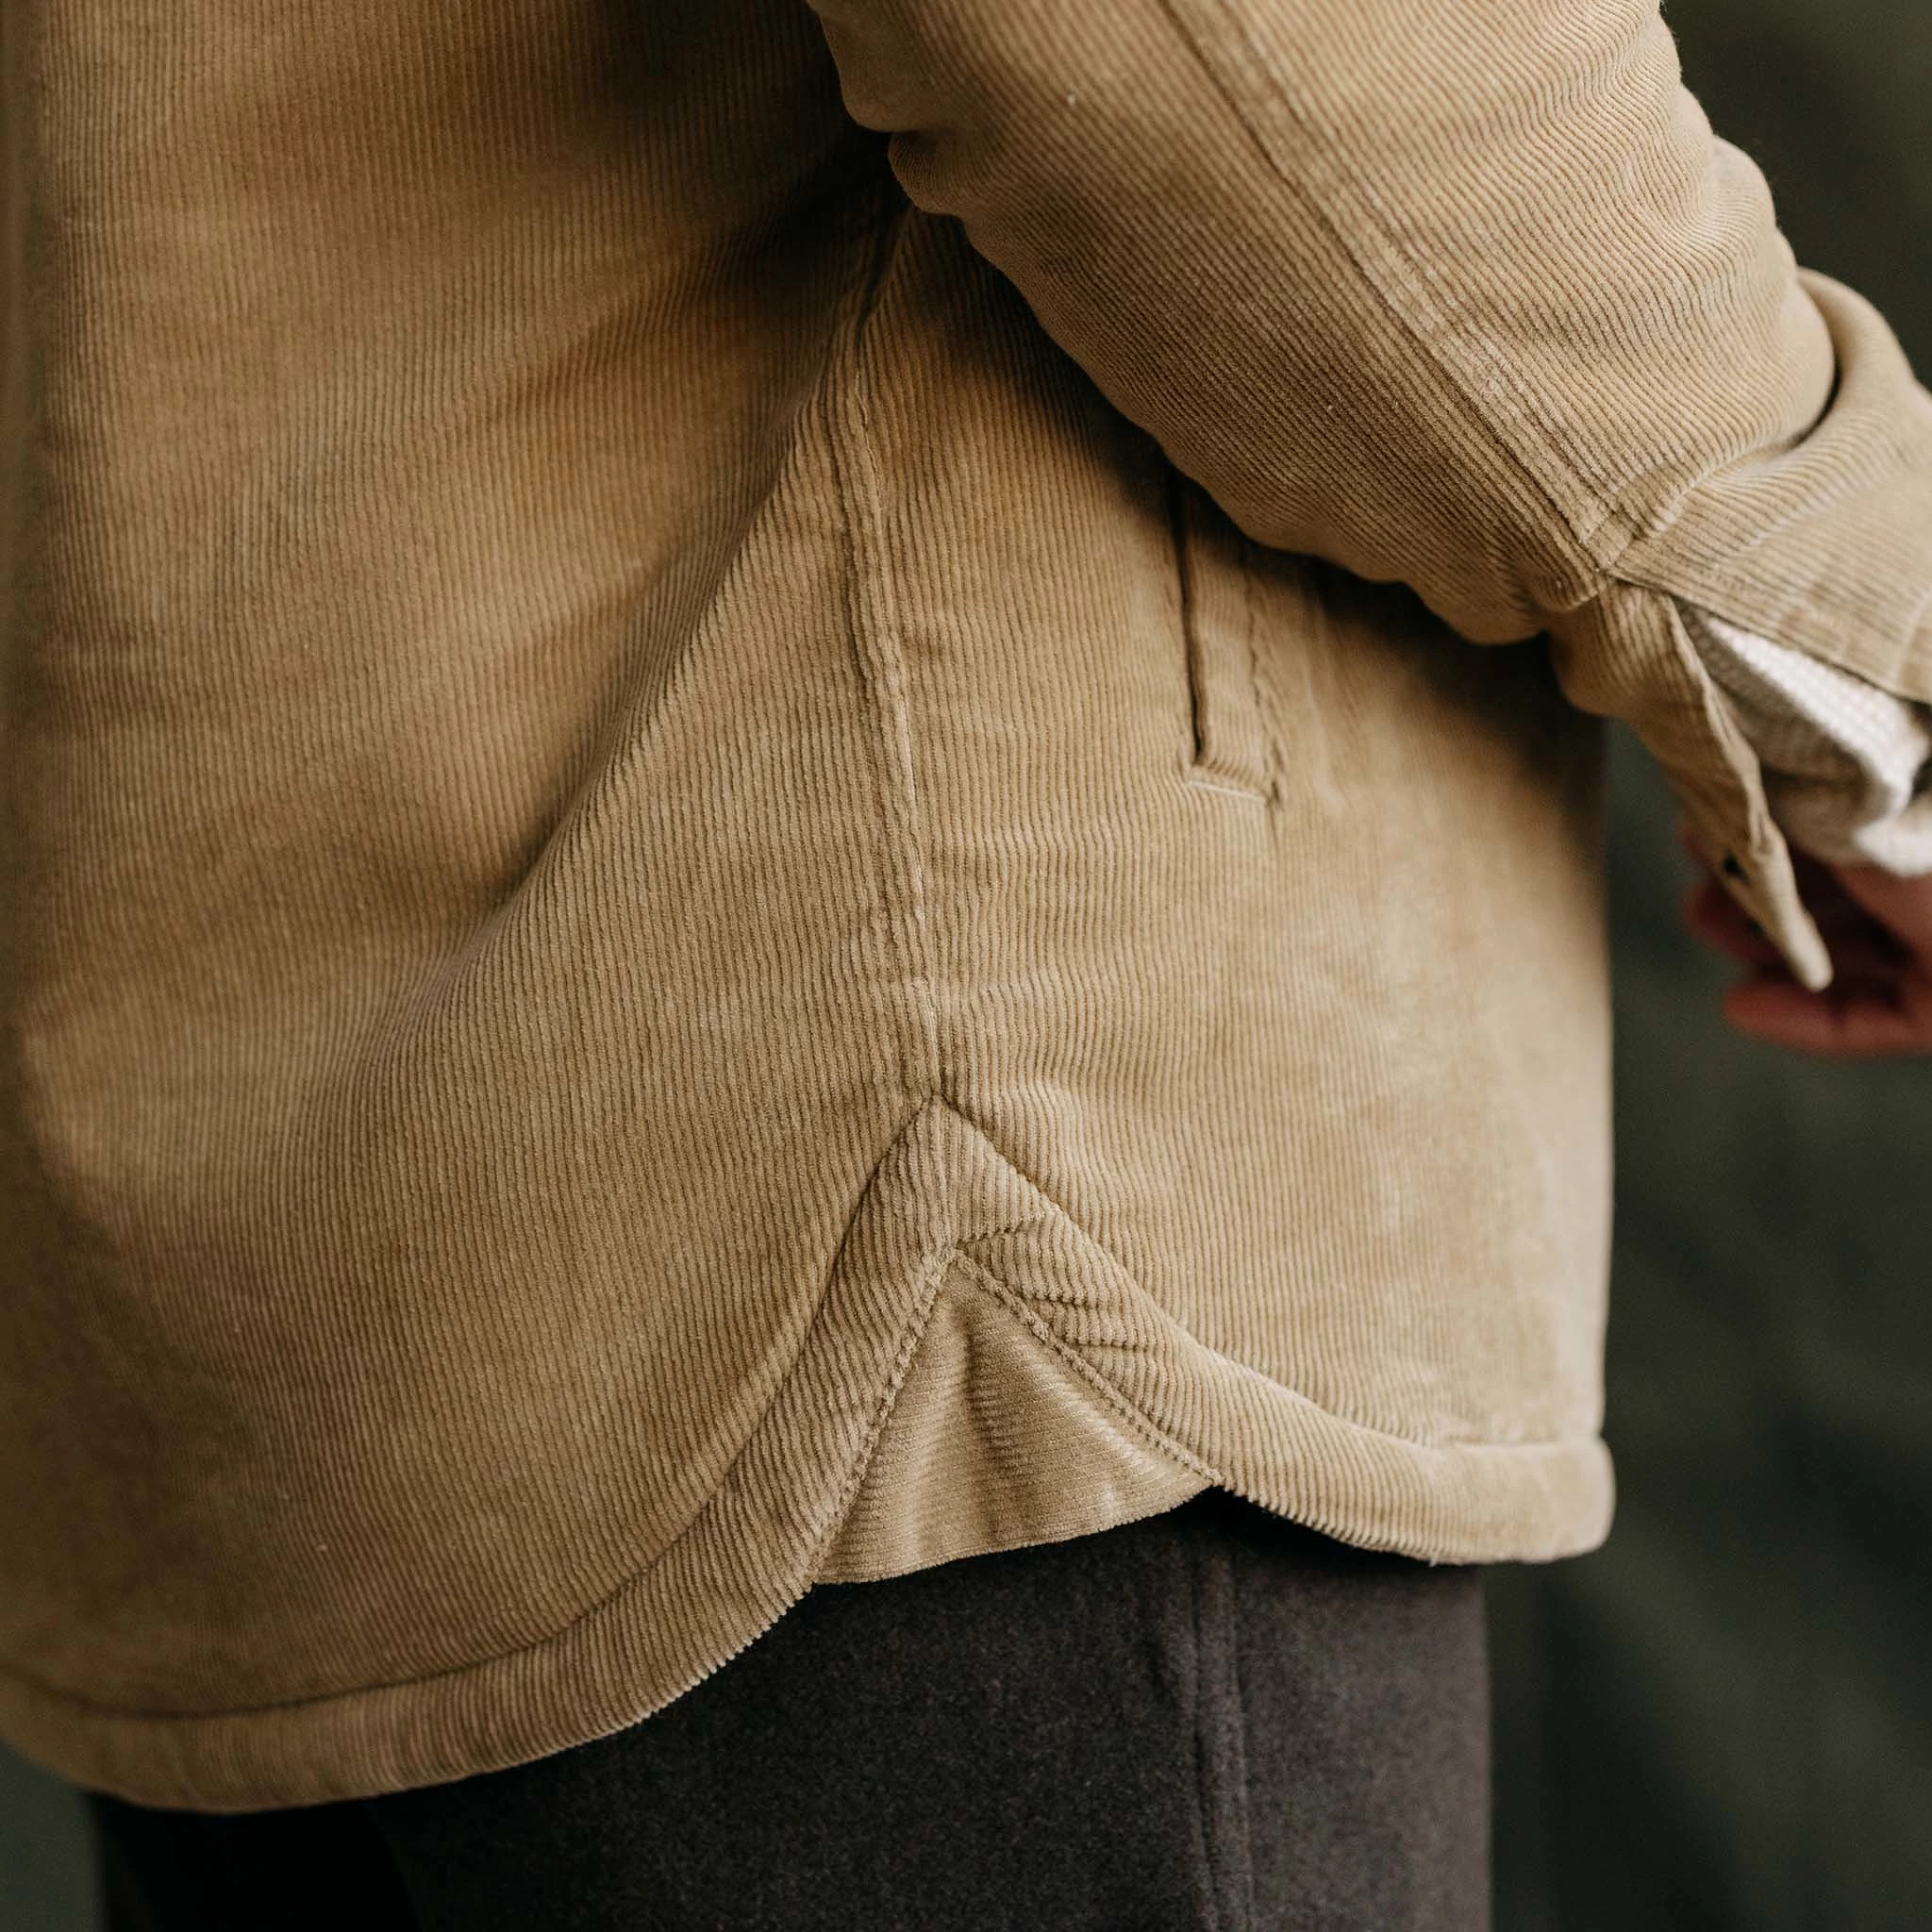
<box><xmin>1678</xmin><ymin>602</ymin><xmax>1932</xmax><ymax>875</ymax></box>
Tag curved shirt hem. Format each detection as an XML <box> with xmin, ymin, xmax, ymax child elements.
<box><xmin>0</xmin><ymin>1337</ymin><xmax>1611</xmax><ymax>1812</ymax></box>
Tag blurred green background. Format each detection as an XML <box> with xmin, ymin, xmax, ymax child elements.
<box><xmin>5</xmin><ymin>1</ymin><xmax>1927</xmax><ymax>1924</ymax></box>
<box><xmin>1488</xmin><ymin>2</ymin><xmax>1932</xmax><ymax>1926</ymax></box>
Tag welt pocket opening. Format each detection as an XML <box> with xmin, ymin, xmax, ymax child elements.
<box><xmin>1165</xmin><ymin>466</ymin><xmax>1276</xmax><ymax>801</ymax></box>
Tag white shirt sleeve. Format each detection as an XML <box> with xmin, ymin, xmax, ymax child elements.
<box><xmin>1678</xmin><ymin>603</ymin><xmax>1932</xmax><ymax>875</ymax></box>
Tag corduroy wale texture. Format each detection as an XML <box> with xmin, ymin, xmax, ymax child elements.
<box><xmin>1</xmin><ymin>0</ymin><xmax>1928</xmax><ymax>1811</ymax></box>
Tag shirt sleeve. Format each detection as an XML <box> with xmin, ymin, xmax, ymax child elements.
<box><xmin>802</xmin><ymin>0</ymin><xmax>1932</xmax><ymax>988</ymax></box>
<box><xmin>1679</xmin><ymin>604</ymin><xmax>1932</xmax><ymax>875</ymax></box>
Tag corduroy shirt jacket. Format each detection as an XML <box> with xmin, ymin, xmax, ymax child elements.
<box><xmin>3</xmin><ymin>0</ymin><xmax>1930</xmax><ymax>1810</ymax></box>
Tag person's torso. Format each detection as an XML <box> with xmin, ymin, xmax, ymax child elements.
<box><xmin>0</xmin><ymin>0</ymin><xmax>1612</xmax><ymax>1805</ymax></box>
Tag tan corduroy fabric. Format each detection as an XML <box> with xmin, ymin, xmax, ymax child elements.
<box><xmin>3</xmin><ymin>0</ymin><xmax>1930</xmax><ymax>1810</ymax></box>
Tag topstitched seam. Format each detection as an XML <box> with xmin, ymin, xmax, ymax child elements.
<box><xmin>0</xmin><ymin>1234</ymin><xmax>1600</xmax><ymax>1727</ymax></box>
<box><xmin>828</xmin><ymin>179</ymin><xmax>945</xmax><ymax>1124</ymax></box>
<box><xmin>0</xmin><ymin>1081</ymin><xmax>1604</xmax><ymax>1727</ymax></box>
<box><xmin>0</xmin><ymin>1112</ymin><xmax>960</xmax><ymax>1726</ymax></box>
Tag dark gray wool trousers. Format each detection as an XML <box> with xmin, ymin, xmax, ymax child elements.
<box><xmin>85</xmin><ymin>1486</ymin><xmax>1490</xmax><ymax>1931</ymax></box>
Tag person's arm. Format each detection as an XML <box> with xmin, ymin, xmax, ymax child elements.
<box><xmin>801</xmin><ymin>0</ymin><xmax>1932</xmax><ymax>995</ymax></box>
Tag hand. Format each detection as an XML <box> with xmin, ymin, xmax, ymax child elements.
<box><xmin>1680</xmin><ymin>823</ymin><xmax>1932</xmax><ymax>1058</ymax></box>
